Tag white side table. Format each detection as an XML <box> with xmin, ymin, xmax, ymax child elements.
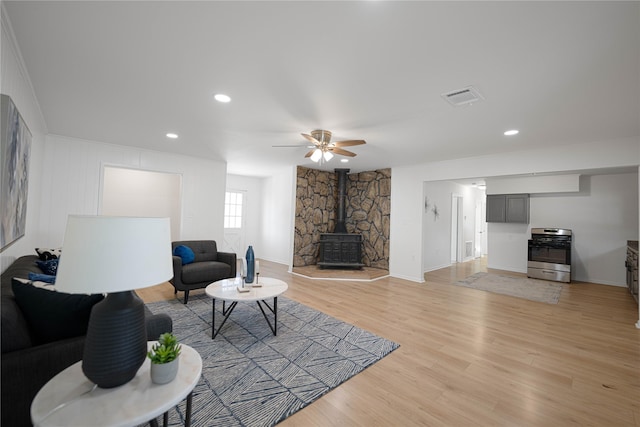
<box><xmin>31</xmin><ymin>343</ymin><xmax>202</xmax><ymax>427</ymax></box>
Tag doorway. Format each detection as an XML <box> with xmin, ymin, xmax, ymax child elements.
<box><xmin>475</xmin><ymin>200</ymin><xmax>487</xmax><ymax>257</ymax></box>
<box><xmin>451</xmin><ymin>194</ymin><xmax>463</xmax><ymax>263</ymax></box>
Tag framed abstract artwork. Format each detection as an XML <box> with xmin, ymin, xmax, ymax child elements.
<box><xmin>1</xmin><ymin>94</ymin><xmax>32</xmax><ymax>251</ymax></box>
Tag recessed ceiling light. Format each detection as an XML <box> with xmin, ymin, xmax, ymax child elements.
<box><xmin>166</xmin><ymin>133</ymin><xmax>178</xmax><ymax>139</ymax></box>
<box><xmin>504</xmin><ymin>129</ymin><xmax>519</xmax><ymax>136</ymax></box>
<box><xmin>214</xmin><ymin>94</ymin><xmax>231</xmax><ymax>103</ymax></box>
<box><xmin>341</xmin><ymin>159</ymin><xmax>349</xmax><ymax>163</ymax></box>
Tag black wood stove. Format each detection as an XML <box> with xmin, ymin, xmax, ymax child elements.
<box><xmin>318</xmin><ymin>169</ymin><xmax>364</xmax><ymax>269</ymax></box>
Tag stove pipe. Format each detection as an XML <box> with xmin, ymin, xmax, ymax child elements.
<box><xmin>334</xmin><ymin>168</ymin><xmax>350</xmax><ymax>233</ymax></box>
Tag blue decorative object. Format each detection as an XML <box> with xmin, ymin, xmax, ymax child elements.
<box><xmin>28</xmin><ymin>272</ymin><xmax>56</xmax><ymax>284</ymax></box>
<box><xmin>173</xmin><ymin>245</ymin><xmax>195</xmax><ymax>265</ymax></box>
<box><xmin>36</xmin><ymin>258</ymin><xmax>59</xmax><ymax>275</ymax></box>
<box><xmin>245</xmin><ymin>245</ymin><xmax>255</xmax><ymax>283</ymax></box>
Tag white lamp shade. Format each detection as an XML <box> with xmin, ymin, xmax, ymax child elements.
<box><xmin>323</xmin><ymin>151</ymin><xmax>333</xmax><ymax>161</ymax></box>
<box><xmin>55</xmin><ymin>216</ymin><xmax>173</xmax><ymax>294</ymax></box>
<box><xmin>310</xmin><ymin>149</ymin><xmax>322</xmax><ymax>162</ymax></box>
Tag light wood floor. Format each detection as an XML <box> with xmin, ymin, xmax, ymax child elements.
<box><xmin>138</xmin><ymin>259</ymin><xmax>640</xmax><ymax>426</ymax></box>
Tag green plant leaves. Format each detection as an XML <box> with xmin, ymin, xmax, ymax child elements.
<box><xmin>147</xmin><ymin>332</ymin><xmax>182</xmax><ymax>364</ymax></box>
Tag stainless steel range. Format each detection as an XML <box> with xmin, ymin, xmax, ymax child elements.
<box><xmin>527</xmin><ymin>228</ymin><xmax>572</xmax><ymax>283</ymax></box>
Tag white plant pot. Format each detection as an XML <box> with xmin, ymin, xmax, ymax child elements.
<box><xmin>150</xmin><ymin>357</ymin><xmax>179</xmax><ymax>385</ymax></box>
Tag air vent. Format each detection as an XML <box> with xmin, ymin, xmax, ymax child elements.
<box><xmin>441</xmin><ymin>86</ymin><xmax>484</xmax><ymax>106</ymax></box>
<box><xmin>465</xmin><ymin>241</ymin><xmax>473</xmax><ymax>258</ymax></box>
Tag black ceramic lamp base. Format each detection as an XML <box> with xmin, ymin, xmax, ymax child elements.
<box><xmin>82</xmin><ymin>291</ymin><xmax>147</xmax><ymax>388</ymax></box>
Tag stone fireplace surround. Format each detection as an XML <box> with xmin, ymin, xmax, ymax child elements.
<box><xmin>293</xmin><ymin>166</ymin><xmax>391</xmax><ymax>269</ymax></box>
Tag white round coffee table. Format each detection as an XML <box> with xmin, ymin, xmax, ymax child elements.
<box><xmin>31</xmin><ymin>343</ymin><xmax>202</xmax><ymax>427</ymax></box>
<box><xmin>205</xmin><ymin>277</ymin><xmax>288</xmax><ymax>339</ymax></box>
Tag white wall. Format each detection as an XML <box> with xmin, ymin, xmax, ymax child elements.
<box><xmin>260</xmin><ymin>166</ymin><xmax>296</xmax><ymax>266</ymax></box>
<box><xmin>37</xmin><ymin>135</ymin><xmax>227</xmax><ymax>248</ymax></box>
<box><xmin>422</xmin><ymin>181</ymin><xmax>453</xmax><ymax>272</ymax></box>
<box><xmin>390</xmin><ymin>167</ymin><xmax>424</xmax><ymax>282</ymax></box>
<box><xmin>390</xmin><ymin>137</ymin><xmax>640</xmax><ymax>283</ymax></box>
<box><xmin>101</xmin><ymin>166</ymin><xmax>183</xmax><ymax>241</ymax></box>
<box><xmin>487</xmin><ymin>174</ymin><xmax>581</xmax><ymax>194</ymax></box>
<box><xmin>0</xmin><ymin>8</ymin><xmax>47</xmax><ymax>270</ymax></box>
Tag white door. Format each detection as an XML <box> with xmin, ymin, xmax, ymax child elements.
<box><xmin>450</xmin><ymin>196</ymin><xmax>458</xmax><ymax>263</ymax></box>
<box><xmin>223</xmin><ymin>229</ymin><xmax>244</xmax><ymax>255</ymax></box>
<box><xmin>481</xmin><ymin>199</ymin><xmax>488</xmax><ymax>256</ymax></box>
<box><xmin>222</xmin><ymin>190</ymin><xmax>246</xmax><ymax>255</ymax></box>
<box><xmin>475</xmin><ymin>202</ymin><xmax>483</xmax><ymax>258</ymax></box>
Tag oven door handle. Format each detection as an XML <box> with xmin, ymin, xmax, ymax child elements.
<box><xmin>529</xmin><ymin>244</ymin><xmax>570</xmax><ymax>249</ymax></box>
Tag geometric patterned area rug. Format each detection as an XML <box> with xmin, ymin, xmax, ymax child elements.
<box><xmin>146</xmin><ymin>294</ymin><xmax>399</xmax><ymax>426</ymax></box>
<box><xmin>453</xmin><ymin>272</ymin><xmax>564</xmax><ymax>304</ymax></box>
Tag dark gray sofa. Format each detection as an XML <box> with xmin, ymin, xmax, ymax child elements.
<box><xmin>0</xmin><ymin>255</ymin><xmax>173</xmax><ymax>427</ymax></box>
<box><xmin>171</xmin><ymin>240</ymin><xmax>237</xmax><ymax>303</ymax></box>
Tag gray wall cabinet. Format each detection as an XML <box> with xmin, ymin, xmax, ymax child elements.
<box><xmin>486</xmin><ymin>195</ymin><xmax>506</xmax><ymax>222</ymax></box>
<box><xmin>486</xmin><ymin>194</ymin><xmax>530</xmax><ymax>223</ymax></box>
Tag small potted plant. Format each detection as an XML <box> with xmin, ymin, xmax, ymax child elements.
<box><xmin>148</xmin><ymin>332</ymin><xmax>182</xmax><ymax>384</ymax></box>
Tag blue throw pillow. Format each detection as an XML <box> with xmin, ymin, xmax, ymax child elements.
<box><xmin>28</xmin><ymin>272</ymin><xmax>56</xmax><ymax>284</ymax></box>
<box><xmin>174</xmin><ymin>245</ymin><xmax>195</xmax><ymax>265</ymax></box>
<box><xmin>36</xmin><ymin>258</ymin><xmax>59</xmax><ymax>275</ymax></box>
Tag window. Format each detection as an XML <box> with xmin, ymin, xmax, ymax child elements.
<box><xmin>224</xmin><ymin>191</ymin><xmax>244</xmax><ymax>228</ymax></box>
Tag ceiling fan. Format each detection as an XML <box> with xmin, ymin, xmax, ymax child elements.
<box><xmin>300</xmin><ymin>130</ymin><xmax>366</xmax><ymax>163</ymax></box>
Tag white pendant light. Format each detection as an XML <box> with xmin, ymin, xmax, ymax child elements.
<box><xmin>323</xmin><ymin>151</ymin><xmax>333</xmax><ymax>161</ymax></box>
<box><xmin>310</xmin><ymin>149</ymin><xmax>322</xmax><ymax>162</ymax></box>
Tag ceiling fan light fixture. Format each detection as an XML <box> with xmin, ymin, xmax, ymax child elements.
<box><xmin>311</xmin><ymin>129</ymin><xmax>332</xmax><ymax>144</ymax></box>
<box><xmin>310</xmin><ymin>149</ymin><xmax>322</xmax><ymax>162</ymax></box>
<box><xmin>298</xmin><ymin>129</ymin><xmax>365</xmax><ymax>162</ymax></box>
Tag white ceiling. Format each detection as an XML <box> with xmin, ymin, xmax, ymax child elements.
<box><xmin>4</xmin><ymin>1</ymin><xmax>639</xmax><ymax>177</ymax></box>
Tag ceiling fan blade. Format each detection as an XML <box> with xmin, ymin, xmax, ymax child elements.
<box><xmin>301</xmin><ymin>133</ymin><xmax>320</xmax><ymax>145</ymax></box>
<box><xmin>333</xmin><ymin>139</ymin><xmax>366</xmax><ymax>147</ymax></box>
<box><xmin>330</xmin><ymin>147</ymin><xmax>357</xmax><ymax>157</ymax></box>
<box><xmin>304</xmin><ymin>149</ymin><xmax>317</xmax><ymax>158</ymax></box>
